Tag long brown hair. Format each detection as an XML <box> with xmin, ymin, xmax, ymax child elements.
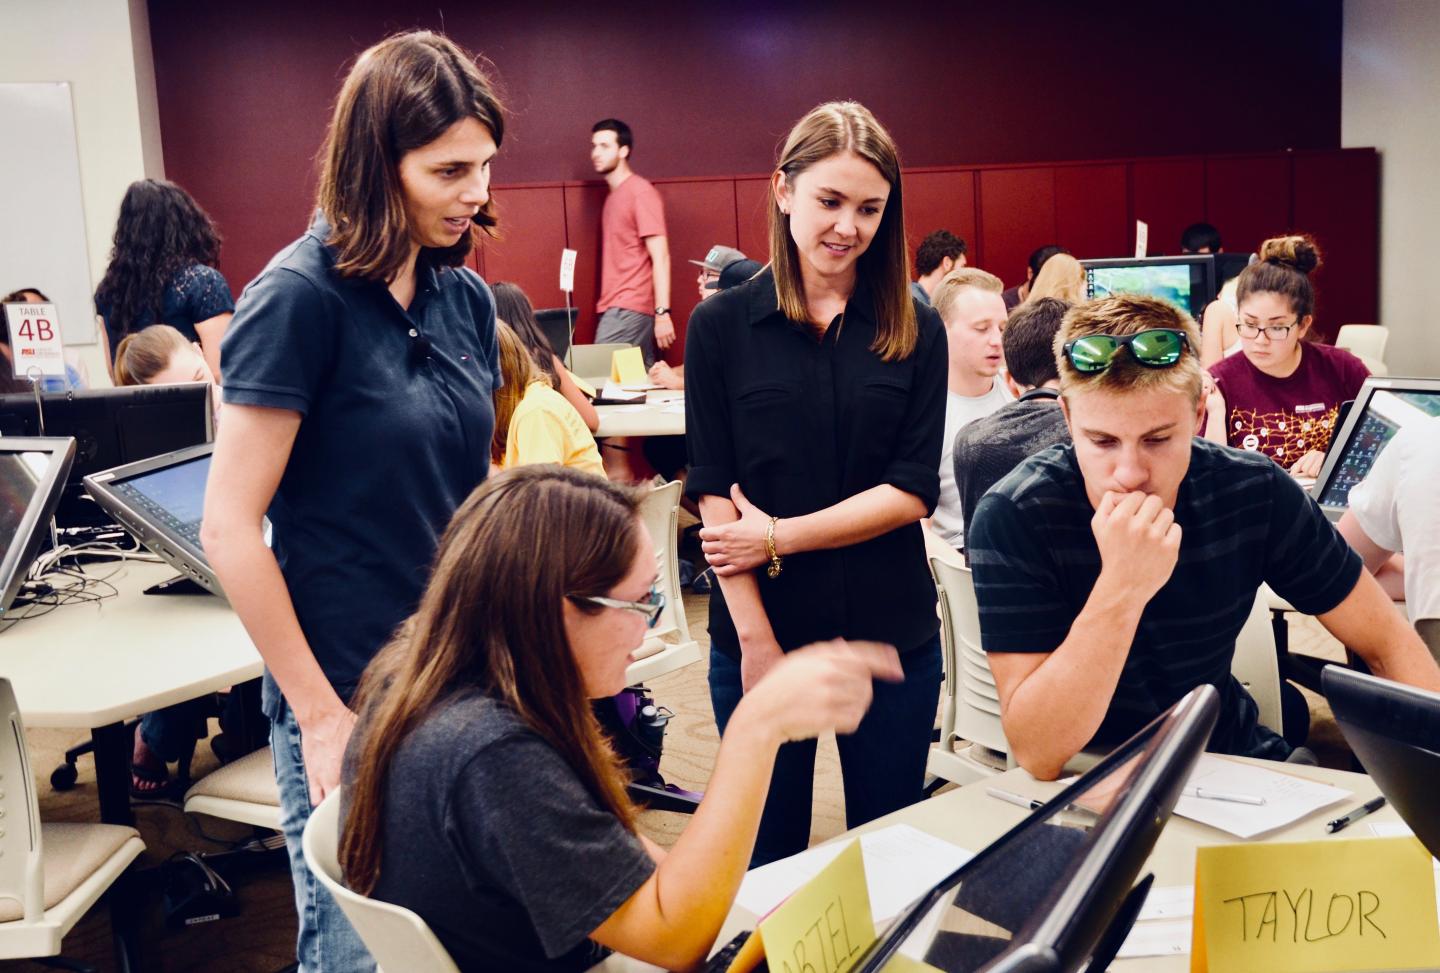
<box><xmin>768</xmin><ymin>101</ymin><xmax>917</xmax><ymax>361</ymax></box>
<box><xmin>490</xmin><ymin>321</ymin><xmax>537</xmax><ymax>464</ymax></box>
<box><xmin>341</xmin><ymin>466</ymin><xmax>644</xmax><ymax>895</ymax></box>
<box><xmin>493</xmin><ymin>281</ymin><xmax>561</xmax><ymax>390</ymax></box>
<box><xmin>317</xmin><ymin>31</ymin><xmax>505</xmax><ymax>282</ymax></box>
<box><xmin>112</xmin><ymin>324</ymin><xmax>191</xmax><ymax>386</ymax></box>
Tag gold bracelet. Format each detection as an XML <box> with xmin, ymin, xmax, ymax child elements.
<box><xmin>764</xmin><ymin>516</ymin><xmax>783</xmax><ymax>579</ymax></box>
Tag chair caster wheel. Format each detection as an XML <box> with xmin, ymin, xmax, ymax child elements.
<box><xmin>51</xmin><ymin>763</ymin><xmax>79</xmax><ymax>791</ymax></box>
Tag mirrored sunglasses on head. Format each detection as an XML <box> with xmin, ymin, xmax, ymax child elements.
<box><xmin>1063</xmin><ymin>328</ymin><xmax>1190</xmax><ymax>374</ymax></box>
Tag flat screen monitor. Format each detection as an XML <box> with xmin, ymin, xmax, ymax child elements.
<box><xmin>0</xmin><ymin>383</ymin><xmax>212</xmax><ymax>524</ymax></box>
<box><xmin>1324</xmin><ymin>666</ymin><xmax>1440</xmax><ymax>860</ymax></box>
<box><xmin>1080</xmin><ymin>256</ymin><xmax>1216</xmax><ymax>321</ymax></box>
<box><xmin>0</xmin><ymin>437</ymin><xmax>75</xmax><ymax>615</ymax></box>
<box><xmin>83</xmin><ymin>442</ymin><xmax>222</xmax><ymax>597</ymax></box>
<box><xmin>852</xmin><ymin>684</ymin><xmax>1219</xmax><ymax>973</ymax></box>
<box><xmin>1311</xmin><ymin>377</ymin><xmax>1440</xmax><ymax>520</ymax></box>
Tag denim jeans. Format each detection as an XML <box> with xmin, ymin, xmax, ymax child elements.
<box><xmin>709</xmin><ymin>634</ymin><xmax>943</xmax><ymax>867</ymax></box>
<box><xmin>271</xmin><ymin>703</ymin><xmax>375</xmax><ymax>973</ymax></box>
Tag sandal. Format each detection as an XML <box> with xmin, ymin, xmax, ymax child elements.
<box><xmin>130</xmin><ymin>732</ymin><xmax>178</xmax><ymax>800</ymax></box>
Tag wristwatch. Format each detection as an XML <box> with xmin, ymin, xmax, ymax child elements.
<box><xmin>654</xmin><ymin>306</ymin><xmax>671</xmax><ymax>316</ymax></box>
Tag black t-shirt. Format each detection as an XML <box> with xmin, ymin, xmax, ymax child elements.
<box><xmin>684</xmin><ymin>267</ymin><xmax>947</xmax><ymax>657</ymax></box>
<box><xmin>96</xmin><ymin>262</ymin><xmax>236</xmax><ymax>357</ymax></box>
<box><xmin>967</xmin><ymin>439</ymin><xmax>1362</xmax><ymax>757</ymax></box>
<box><xmin>347</xmin><ymin>691</ymin><xmax>656</xmax><ymax>972</ymax></box>
<box><xmin>220</xmin><ymin>217</ymin><xmax>501</xmax><ymax>715</ymax></box>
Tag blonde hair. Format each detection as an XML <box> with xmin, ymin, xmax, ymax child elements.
<box><xmin>491</xmin><ymin>322</ymin><xmax>539</xmax><ymax>465</ymax></box>
<box><xmin>112</xmin><ymin>324</ymin><xmax>191</xmax><ymax>386</ymax></box>
<box><xmin>1056</xmin><ymin>295</ymin><xmax>1204</xmax><ymax>404</ymax></box>
<box><xmin>930</xmin><ymin>267</ymin><xmax>1003</xmax><ymax>321</ymax></box>
<box><xmin>769</xmin><ymin>101</ymin><xmax>917</xmax><ymax>361</ymax></box>
<box><xmin>1027</xmin><ymin>253</ymin><xmax>1086</xmax><ymax>304</ymax></box>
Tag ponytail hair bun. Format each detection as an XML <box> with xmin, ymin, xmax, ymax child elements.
<box><xmin>1258</xmin><ymin>235</ymin><xmax>1321</xmax><ymax>276</ymax></box>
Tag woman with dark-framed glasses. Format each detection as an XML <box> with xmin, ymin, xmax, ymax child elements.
<box><xmin>340</xmin><ymin>466</ymin><xmax>901</xmax><ymax>971</ymax></box>
<box><xmin>1204</xmin><ymin>235</ymin><xmax>1369</xmax><ymax>477</ymax></box>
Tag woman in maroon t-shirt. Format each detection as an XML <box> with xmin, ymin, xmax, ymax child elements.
<box><xmin>1205</xmin><ymin>235</ymin><xmax>1370</xmax><ymax>477</ymax></box>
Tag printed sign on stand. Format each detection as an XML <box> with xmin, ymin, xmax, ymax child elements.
<box><xmin>559</xmin><ymin>248</ymin><xmax>578</xmax><ymax>293</ymax></box>
<box><xmin>4</xmin><ymin>302</ymin><xmax>66</xmax><ymax>379</ymax></box>
<box><xmin>1135</xmin><ymin>220</ymin><xmax>1150</xmax><ymax>259</ymax></box>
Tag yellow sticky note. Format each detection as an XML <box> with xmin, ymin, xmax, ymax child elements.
<box><xmin>610</xmin><ymin>346</ymin><xmax>647</xmax><ymax>385</ymax></box>
<box><xmin>878</xmin><ymin>954</ymin><xmax>944</xmax><ymax>972</ymax></box>
<box><xmin>757</xmin><ymin>841</ymin><xmax>876</xmax><ymax>973</ymax></box>
<box><xmin>1191</xmin><ymin>836</ymin><xmax>1440</xmax><ymax>973</ymax></box>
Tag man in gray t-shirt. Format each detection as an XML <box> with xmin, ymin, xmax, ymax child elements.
<box><xmin>953</xmin><ymin>297</ymin><xmax>1072</xmax><ymax>548</ymax></box>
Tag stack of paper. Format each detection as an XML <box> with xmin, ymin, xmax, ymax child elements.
<box><xmin>1117</xmin><ymin>885</ymin><xmax>1194</xmax><ymax>958</ymax></box>
<box><xmin>1174</xmin><ymin>755</ymin><xmax>1352</xmax><ymax>838</ymax></box>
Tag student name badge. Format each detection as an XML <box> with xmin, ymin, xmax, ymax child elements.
<box><xmin>1134</xmin><ymin>220</ymin><xmax>1150</xmax><ymax>259</ymax></box>
<box><xmin>559</xmin><ymin>248</ymin><xmax>577</xmax><ymax>293</ymax></box>
<box><xmin>4</xmin><ymin>302</ymin><xmax>66</xmax><ymax>379</ymax></box>
<box><xmin>610</xmin><ymin>346</ymin><xmax>648</xmax><ymax>385</ymax></box>
<box><xmin>1190</xmin><ymin>836</ymin><xmax>1440</xmax><ymax>973</ymax></box>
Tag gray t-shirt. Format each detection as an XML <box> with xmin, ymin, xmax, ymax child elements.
<box><xmin>953</xmin><ymin>393</ymin><xmax>1071</xmax><ymax>545</ymax></box>
<box><xmin>348</xmin><ymin>690</ymin><xmax>656</xmax><ymax>972</ymax></box>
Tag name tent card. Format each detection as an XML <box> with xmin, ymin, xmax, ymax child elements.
<box><xmin>1190</xmin><ymin>837</ymin><xmax>1440</xmax><ymax>973</ymax></box>
<box><xmin>610</xmin><ymin>346</ymin><xmax>648</xmax><ymax>385</ymax></box>
<box><xmin>749</xmin><ymin>841</ymin><xmax>877</xmax><ymax>973</ymax></box>
<box><xmin>4</xmin><ymin>302</ymin><xmax>66</xmax><ymax>378</ymax></box>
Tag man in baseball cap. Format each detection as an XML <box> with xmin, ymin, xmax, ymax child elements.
<box><xmin>689</xmin><ymin>244</ymin><xmax>748</xmax><ymax>300</ymax></box>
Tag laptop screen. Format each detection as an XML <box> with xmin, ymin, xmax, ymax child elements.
<box><xmin>0</xmin><ymin>451</ymin><xmax>52</xmax><ymax>566</ymax></box>
<box><xmin>1316</xmin><ymin>385</ymin><xmax>1440</xmax><ymax>510</ymax></box>
<box><xmin>107</xmin><ymin>452</ymin><xmax>211</xmax><ymax>550</ymax></box>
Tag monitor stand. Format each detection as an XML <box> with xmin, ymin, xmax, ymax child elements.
<box><xmin>144</xmin><ymin>574</ymin><xmax>210</xmax><ymax>596</ymax></box>
<box><xmin>1082</xmin><ymin>872</ymin><xmax>1154</xmax><ymax>971</ymax></box>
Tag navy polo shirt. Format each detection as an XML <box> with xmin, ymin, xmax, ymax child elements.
<box><xmin>220</xmin><ymin>217</ymin><xmax>500</xmax><ymax>717</ymax></box>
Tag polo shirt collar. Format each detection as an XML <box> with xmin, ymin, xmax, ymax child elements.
<box><xmin>305</xmin><ymin>211</ymin><xmax>443</xmax><ymax>297</ymax></box>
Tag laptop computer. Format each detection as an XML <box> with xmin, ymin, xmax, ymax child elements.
<box><xmin>0</xmin><ymin>436</ymin><xmax>76</xmax><ymax>615</ymax></box>
<box><xmin>1311</xmin><ymin>377</ymin><xmax>1440</xmax><ymax>521</ymax></box>
<box><xmin>1323</xmin><ymin>665</ymin><xmax>1440</xmax><ymax>860</ymax></box>
<box><xmin>842</xmin><ymin>684</ymin><xmax>1220</xmax><ymax>973</ymax></box>
<box><xmin>82</xmin><ymin>442</ymin><xmax>222</xmax><ymax>598</ymax></box>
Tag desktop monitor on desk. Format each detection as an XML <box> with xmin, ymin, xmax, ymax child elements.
<box><xmin>1080</xmin><ymin>256</ymin><xmax>1216</xmax><ymax>321</ymax></box>
<box><xmin>1311</xmin><ymin>376</ymin><xmax>1440</xmax><ymax>521</ymax></box>
<box><xmin>851</xmin><ymin>684</ymin><xmax>1219</xmax><ymax>973</ymax></box>
<box><xmin>0</xmin><ymin>437</ymin><xmax>76</xmax><ymax>615</ymax></box>
<box><xmin>0</xmin><ymin>383</ymin><xmax>212</xmax><ymax>525</ymax></box>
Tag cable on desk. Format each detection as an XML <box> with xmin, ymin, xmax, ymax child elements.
<box><xmin>0</xmin><ymin>551</ymin><xmax>133</xmax><ymax>631</ymax></box>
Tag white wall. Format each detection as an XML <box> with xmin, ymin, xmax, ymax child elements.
<box><xmin>0</xmin><ymin>0</ymin><xmax>161</xmax><ymax>378</ymax></box>
<box><xmin>1343</xmin><ymin>0</ymin><xmax>1440</xmax><ymax>378</ymax></box>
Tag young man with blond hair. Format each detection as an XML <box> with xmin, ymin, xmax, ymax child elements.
<box><xmin>967</xmin><ymin>295</ymin><xmax>1440</xmax><ymax>779</ymax></box>
<box><xmin>927</xmin><ymin>267</ymin><xmax>1012</xmax><ymax>549</ymax></box>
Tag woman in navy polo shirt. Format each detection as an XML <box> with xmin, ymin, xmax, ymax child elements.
<box><xmin>686</xmin><ymin>101</ymin><xmax>948</xmax><ymax>866</ymax></box>
<box><xmin>202</xmin><ymin>32</ymin><xmax>504</xmax><ymax>972</ymax></box>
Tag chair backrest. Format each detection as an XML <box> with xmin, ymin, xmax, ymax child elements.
<box><xmin>930</xmin><ymin>557</ymin><xmax>1010</xmax><ymax>756</ymax></box>
<box><xmin>637</xmin><ymin>479</ymin><xmax>689</xmax><ymax>642</ymax></box>
<box><xmin>569</xmin><ymin>343</ymin><xmax>634</xmax><ymax>384</ymax></box>
<box><xmin>534</xmin><ymin>308</ymin><xmax>578</xmax><ymax>361</ymax></box>
<box><xmin>302</xmin><ymin>792</ymin><xmax>461</xmax><ymax>973</ymax></box>
<box><xmin>1335</xmin><ymin>324</ymin><xmax>1389</xmax><ymax>363</ymax></box>
<box><xmin>0</xmin><ymin>678</ymin><xmax>44</xmax><ymax>924</ymax></box>
<box><xmin>1231</xmin><ymin>593</ymin><xmax>1284</xmax><ymax>734</ymax></box>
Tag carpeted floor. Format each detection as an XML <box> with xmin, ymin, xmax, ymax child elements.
<box><xmin>6</xmin><ymin>591</ymin><xmax>1354</xmax><ymax>971</ymax></box>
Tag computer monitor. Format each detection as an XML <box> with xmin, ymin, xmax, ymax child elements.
<box><xmin>0</xmin><ymin>437</ymin><xmax>76</xmax><ymax>615</ymax></box>
<box><xmin>852</xmin><ymin>684</ymin><xmax>1219</xmax><ymax>973</ymax></box>
<box><xmin>1079</xmin><ymin>256</ymin><xmax>1216</xmax><ymax>321</ymax></box>
<box><xmin>82</xmin><ymin>443</ymin><xmax>222</xmax><ymax>597</ymax></box>
<box><xmin>0</xmin><ymin>383</ymin><xmax>212</xmax><ymax>524</ymax></box>
<box><xmin>1311</xmin><ymin>377</ymin><xmax>1440</xmax><ymax>520</ymax></box>
<box><xmin>1323</xmin><ymin>666</ymin><xmax>1440</xmax><ymax>860</ymax></box>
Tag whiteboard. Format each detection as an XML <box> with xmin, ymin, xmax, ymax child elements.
<box><xmin>0</xmin><ymin>83</ymin><xmax>97</xmax><ymax>345</ymax></box>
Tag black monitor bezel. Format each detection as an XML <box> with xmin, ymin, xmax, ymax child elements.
<box><xmin>1078</xmin><ymin>255</ymin><xmax>1216</xmax><ymax>320</ymax></box>
<box><xmin>1310</xmin><ymin>376</ymin><xmax>1440</xmax><ymax>515</ymax></box>
<box><xmin>0</xmin><ymin>436</ymin><xmax>76</xmax><ymax>615</ymax></box>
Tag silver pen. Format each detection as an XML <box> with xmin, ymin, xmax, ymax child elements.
<box><xmin>1182</xmin><ymin>786</ymin><xmax>1265</xmax><ymax>806</ymax></box>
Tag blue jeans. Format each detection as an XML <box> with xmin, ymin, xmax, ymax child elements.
<box><xmin>709</xmin><ymin>635</ymin><xmax>943</xmax><ymax>867</ymax></box>
<box><xmin>271</xmin><ymin>703</ymin><xmax>375</xmax><ymax>973</ymax></box>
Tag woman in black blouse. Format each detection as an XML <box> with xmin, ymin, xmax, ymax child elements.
<box><xmin>685</xmin><ymin>101</ymin><xmax>948</xmax><ymax>865</ymax></box>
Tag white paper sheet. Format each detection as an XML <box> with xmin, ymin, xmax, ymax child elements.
<box><xmin>1137</xmin><ymin>885</ymin><xmax>1195</xmax><ymax>921</ymax></box>
<box><xmin>1172</xmin><ymin>755</ymin><xmax>1352</xmax><ymax>838</ymax></box>
<box><xmin>598</xmin><ymin>380</ymin><xmax>645</xmax><ymax>403</ymax></box>
<box><xmin>734</xmin><ymin>824</ymin><xmax>973</xmax><ymax>922</ymax></box>
<box><xmin>661</xmin><ymin>404</ymin><xmax>685</xmax><ymax>414</ymax></box>
<box><xmin>1117</xmin><ymin>918</ymin><xmax>1191</xmax><ymax>958</ymax></box>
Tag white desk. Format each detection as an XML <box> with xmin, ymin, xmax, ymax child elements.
<box><xmin>2</xmin><ymin>559</ymin><xmax>261</xmax><ymax>825</ymax></box>
<box><xmin>597</xmin><ymin>760</ymin><xmax>1397</xmax><ymax>972</ymax></box>
<box><xmin>595</xmin><ymin>392</ymin><xmax>685</xmax><ymax>438</ymax></box>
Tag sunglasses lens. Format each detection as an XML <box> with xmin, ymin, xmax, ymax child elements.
<box><xmin>1131</xmin><ymin>330</ymin><xmax>1184</xmax><ymax>366</ymax></box>
<box><xmin>1068</xmin><ymin>336</ymin><xmax>1118</xmax><ymax>373</ymax></box>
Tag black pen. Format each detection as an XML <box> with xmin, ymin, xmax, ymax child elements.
<box><xmin>1325</xmin><ymin>796</ymin><xmax>1387</xmax><ymax>834</ymax></box>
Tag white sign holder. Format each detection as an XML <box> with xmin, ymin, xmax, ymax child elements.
<box><xmin>559</xmin><ymin>248</ymin><xmax>578</xmax><ymax>370</ymax></box>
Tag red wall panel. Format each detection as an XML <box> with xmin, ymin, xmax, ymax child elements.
<box><xmin>656</xmin><ymin>180</ymin><xmax>739</xmax><ymax>363</ymax></box>
<box><xmin>1205</xmin><ymin>156</ymin><xmax>1293</xmax><ymax>259</ymax></box>
<box><xmin>1132</xmin><ymin>159</ymin><xmax>1205</xmax><ymax>257</ymax></box>
<box><xmin>480</xmin><ymin>186</ymin><xmax>568</xmax><ymax>309</ymax></box>
<box><xmin>978</xmin><ymin>168</ymin><xmax>1056</xmax><ymax>289</ymax></box>
<box><xmin>1293</xmin><ymin>150</ymin><xmax>1380</xmax><ymax>337</ymax></box>
<box><xmin>562</xmin><ymin>184</ymin><xmax>607</xmax><ymax>345</ymax></box>
<box><xmin>903</xmin><ymin>171</ymin><xmax>978</xmax><ymax>268</ymax></box>
<box><xmin>1054</xmin><ymin>165</ymin><xmax>1129</xmax><ymax>260</ymax></box>
<box><xmin>734</xmin><ymin>178</ymin><xmax>772</xmax><ymax>264</ymax></box>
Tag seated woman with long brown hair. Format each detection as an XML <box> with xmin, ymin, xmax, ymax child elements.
<box><xmin>340</xmin><ymin>466</ymin><xmax>899</xmax><ymax>971</ymax></box>
<box><xmin>491</xmin><ymin>321</ymin><xmax>605</xmax><ymax>476</ymax></box>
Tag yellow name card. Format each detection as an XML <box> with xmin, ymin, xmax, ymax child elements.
<box><xmin>756</xmin><ymin>841</ymin><xmax>876</xmax><ymax>973</ymax></box>
<box><xmin>610</xmin><ymin>346</ymin><xmax>647</xmax><ymax>385</ymax></box>
<box><xmin>1191</xmin><ymin>836</ymin><xmax>1440</xmax><ymax>973</ymax></box>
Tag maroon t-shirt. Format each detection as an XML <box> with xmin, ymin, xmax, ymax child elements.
<box><xmin>1209</xmin><ymin>341</ymin><xmax>1370</xmax><ymax>467</ymax></box>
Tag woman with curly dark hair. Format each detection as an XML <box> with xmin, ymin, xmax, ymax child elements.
<box><xmin>93</xmin><ymin>179</ymin><xmax>233</xmax><ymax>378</ymax></box>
